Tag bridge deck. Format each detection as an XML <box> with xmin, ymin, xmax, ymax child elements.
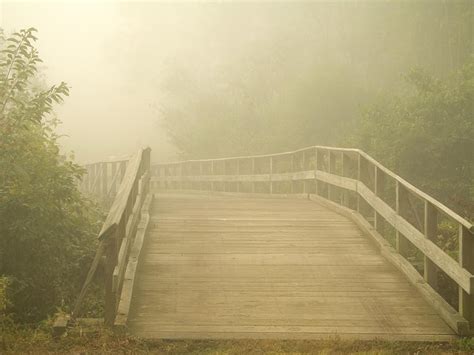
<box><xmin>128</xmin><ymin>193</ymin><xmax>455</xmax><ymax>341</ymax></box>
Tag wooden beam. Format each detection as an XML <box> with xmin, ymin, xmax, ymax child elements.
<box><xmin>424</xmin><ymin>201</ymin><xmax>439</xmax><ymax>290</ymax></box>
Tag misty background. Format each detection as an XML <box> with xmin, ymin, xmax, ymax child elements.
<box><xmin>1</xmin><ymin>1</ymin><xmax>472</xmax><ymax>163</ymax></box>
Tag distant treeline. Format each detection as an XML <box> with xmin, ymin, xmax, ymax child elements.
<box><xmin>160</xmin><ymin>2</ymin><xmax>473</xmax><ymax>217</ymax></box>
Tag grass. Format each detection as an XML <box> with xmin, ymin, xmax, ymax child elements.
<box><xmin>3</xmin><ymin>325</ymin><xmax>474</xmax><ymax>354</ymax></box>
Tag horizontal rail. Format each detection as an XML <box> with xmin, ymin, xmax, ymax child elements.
<box><xmin>72</xmin><ymin>147</ymin><xmax>151</xmax><ymax>327</ymax></box>
<box><xmin>152</xmin><ymin>145</ymin><xmax>474</xmax><ymax>334</ymax></box>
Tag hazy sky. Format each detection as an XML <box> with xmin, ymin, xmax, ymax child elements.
<box><xmin>1</xmin><ymin>1</ymin><xmax>183</xmax><ymax>163</ymax></box>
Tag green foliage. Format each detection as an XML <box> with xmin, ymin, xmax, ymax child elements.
<box><xmin>350</xmin><ymin>57</ymin><xmax>474</xmax><ymax>217</ymax></box>
<box><xmin>0</xmin><ymin>28</ymin><xmax>102</xmax><ymax>323</ymax></box>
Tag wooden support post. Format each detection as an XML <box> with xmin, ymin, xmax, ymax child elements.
<box><xmin>424</xmin><ymin>201</ymin><xmax>438</xmax><ymax>290</ymax></box>
<box><xmin>374</xmin><ymin>166</ymin><xmax>385</xmax><ymax>234</ymax></box>
<box><xmin>269</xmin><ymin>157</ymin><xmax>273</xmax><ymax>194</ymax></box>
<box><xmin>459</xmin><ymin>225</ymin><xmax>474</xmax><ymax>327</ymax></box>
<box><xmin>341</xmin><ymin>152</ymin><xmax>350</xmax><ymax>207</ymax></box>
<box><xmin>328</xmin><ymin>150</ymin><xmax>336</xmax><ymax>201</ymax></box>
<box><xmin>396</xmin><ymin>181</ymin><xmax>410</xmax><ymax>256</ymax></box>
<box><xmin>104</xmin><ymin>234</ymin><xmax>118</xmax><ymax>326</ymax></box>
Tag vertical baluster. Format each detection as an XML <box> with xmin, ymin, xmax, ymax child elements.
<box><xmin>424</xmin><ymin>201</ymin><xmax>438</xmax><ymax>289</ymax></box>
<box><xmin>341</xmin><ymin>152</ymin><xmax>350</xmax><ymax>207</ymax></box>
<box><xmin>374</xmin><ymin>166</ymin><xmax>385</xmax><ymax>234</ymax></box>
<box><xmin>395</xmin><ymin>181</ymin><xmax>410</xmax><ymax>256</ymax></box>
<box><xmin>328</xmin><ymin>150</ymin><xmax>336</xmax><ymax>200</ymax></box>
<box><xmin>459</xmin><ymin>225</ymin><xmax>474</xmax><ymax>328</ymax></box>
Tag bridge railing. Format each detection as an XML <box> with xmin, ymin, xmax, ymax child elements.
<box><xmin>151</xmin><ymin>145</ymin><xmax>474</xmax><ymax>334</ymax></box>
<box><xmin>80</xmin><ymin>157</ymin><xmax>130</xmax><ymax>207</ymax></box>
<box><xmin>71</xmin><ymin>147</ymin><xmax>151</xmax><ymax>328</ymax></box>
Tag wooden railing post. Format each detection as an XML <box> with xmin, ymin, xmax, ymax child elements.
<box><xmin>459</xmin><ymin>225</ymin><xmax>474</xmax><ymax>326</ymax></box>
<box><xmin>424</xmin><ymin>201</ymin><xmax>438</xmax><ymax>289</ymax></box>
<box><xmin>104</xmin><ymin>232</ymin><xmax>118</xmax><ymax>326</ymax></box>
<box><xmin>328</xmin><ymin>150</ymin><xmax>335</xmax><ymax>200</ymax></box>
<box><xmin>341</xmin><ymin>152</ymin><xmax>350</xmax><ymax>207</ymax></box>
<box><xmin>374</xmin><ymin>166</ymin><xmax>385</xmax><ymax>234</ymax></box>
<box><xmin>396</xmin><ymin>181</ymin><xmax>410</xmax><ymax>256</ymax></box>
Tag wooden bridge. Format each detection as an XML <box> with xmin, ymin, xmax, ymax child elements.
<box><xmin>66</xmin><ymin>146</ymin><xmax>474</xmax><ymax>341</ymax></box>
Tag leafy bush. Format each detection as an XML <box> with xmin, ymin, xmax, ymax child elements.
<box><xmin>0</xmin><ymin>28</ymin><xmax>102</xmax><ymax>323</ymax></box>
<box><xmin>350</xmin><ymin>57</ymin><xmax>474</xmax><ymax>218</ymax></box>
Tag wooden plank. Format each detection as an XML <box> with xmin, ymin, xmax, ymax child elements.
<box><xmin>308</xmin><ymin>193</ymin><xmax>469</xmax><ymax>335</ymax></box>
<box><xmin>127</xmin><ymin>193</ymin><xmax>455</xmax><ymax>340</ymax></box>
<box><xmin>115</xmin><ymin>193</ymin><xmax>153</xmax><ymax>331</ymax></box>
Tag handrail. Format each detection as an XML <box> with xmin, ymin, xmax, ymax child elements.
<box><xmin>151</xmin><ymin>145</ymin><xmax>474</xmax><ymax>334</ymax></box>
<box><xmin>72</xmin><ymin>147</ymin><xmax>151</xmax><ymax>326</ymax></box>
<box><xmin>153</xmin><ymin>145</ymin><xmax>472</xmax><ymax>231</ymax></box>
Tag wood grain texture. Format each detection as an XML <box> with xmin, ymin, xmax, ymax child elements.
<box><xmin>127</xmin><ymin>193</ymin><xmax>455</xmax><ymax>340</ymax></box>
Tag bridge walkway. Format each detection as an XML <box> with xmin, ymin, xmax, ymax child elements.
<box><xmin>127</xmin><ymin>193</ymin><xmax>455</xmax><ymax>340</ymax></box>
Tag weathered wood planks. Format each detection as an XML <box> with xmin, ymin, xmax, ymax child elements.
<box><xmin>127</xmin><ymin>193</ymin><xmax>455</xmax><ymax>340</ymax></box>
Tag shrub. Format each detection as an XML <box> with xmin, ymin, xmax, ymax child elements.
<box><xmin>0</xmin><ymin>28</ymin><xmax>102</xmax><ymax>323</ymax></box>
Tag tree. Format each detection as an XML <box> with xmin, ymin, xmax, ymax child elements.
<box><xmin>350</xmin><ymin>58</ymin><xmax>474</xmax><ymax>218</ymax></box>
<box><xmin>0</xmin><ymin>28</ymin><xmax>101</xmax><ymax>322</ymax></box>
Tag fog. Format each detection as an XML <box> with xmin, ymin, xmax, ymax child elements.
<box><xmin>1</xmin><ymin>1</ymin><xmax>471</xmax><ymax>162</ymax></box>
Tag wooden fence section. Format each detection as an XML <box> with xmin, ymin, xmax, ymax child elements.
<box><xmin>80</xmin><ymin>157</ymin><xmax>130</xmax><ymax>206</ymax></box>
<box><xmin>151</xmin><ymin>146</ymin><xmax>474</xmax><ymax>335</ymax></box>
<box><xmin>71</xmin><ymin>147</ymin><xmax>151</xmax><ymax>327</ymax></box>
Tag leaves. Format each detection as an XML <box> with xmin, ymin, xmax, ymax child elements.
<box><xmin>350</xmin><ymin>59</ymin><xmax>474</xmax><ymax>218</ymax></box>
<box><xmin>0</xmin><ymin>29</ymin><xmax>101</xmax><ymax>323</ymax></box>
